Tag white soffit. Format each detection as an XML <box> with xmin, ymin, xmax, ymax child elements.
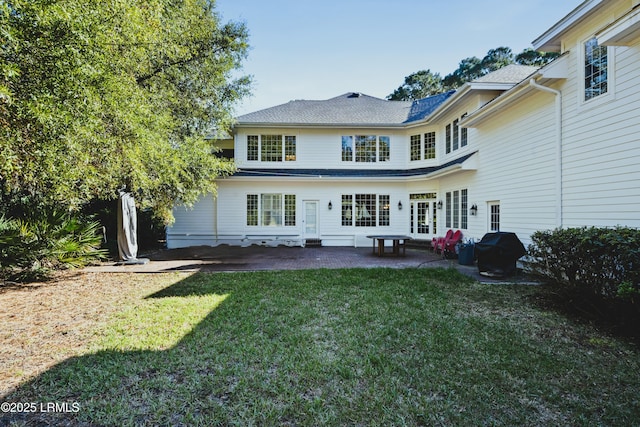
<box><xmin>597</xmin><ymin>5</ymin><xmax>640</xmax><ymax>46</ymax></box>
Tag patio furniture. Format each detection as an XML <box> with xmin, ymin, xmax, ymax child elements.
<box><xmin>367</xmin><ymin>235</ymin><xmax>412</xmax><ymax>257</ymax></box>
<box><xmin>442</xmin><ymin>230</ymin><xmax>463</xmax><ymax>258</ymax></box>
<box><xmin>432</xmin><ymin>229</ymin><xmax>453</xmax><ymax>253</ymax></box>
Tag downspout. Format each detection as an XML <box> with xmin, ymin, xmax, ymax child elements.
<box><xmin>529</xmin><ymin>79</ymin><xmax>563</xmax><ymax>228</ymax></box>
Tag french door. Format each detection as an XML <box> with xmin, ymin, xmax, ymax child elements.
<box><xmin>410</xmin><ymin>199</ymin><xmax>437</xmax><ymax>239</ymax></box>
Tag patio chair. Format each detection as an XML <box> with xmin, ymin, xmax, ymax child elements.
<box><xmin>432</xmin><ymin>229</ymin><xmax>453</xmax><ymax>253</ymax></box>
<box><xmin>442</xmin><ymin>230</ymin><xmax>463</xmax><ymax>258</ymax></box>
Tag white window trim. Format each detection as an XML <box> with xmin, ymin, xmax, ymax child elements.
<box><xmin>577</xmin><ymin>36</ymin><xmax>616</xmax><ymax>110</ymax></box>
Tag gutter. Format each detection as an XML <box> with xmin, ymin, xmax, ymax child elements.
<box><xmin>528</xmin><ymin>79</ymin><xmax>563</xmax><ymax>228</ymax></box>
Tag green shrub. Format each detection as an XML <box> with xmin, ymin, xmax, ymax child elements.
<box><xmin>528</xmin><ymin>227</ymin><xmax>640</xmax><ymax>301</ymax></box>
<box><xmin>0</xmin><ymin>212</ymin><xmax>107</xmax><ymax>282</ymax></box>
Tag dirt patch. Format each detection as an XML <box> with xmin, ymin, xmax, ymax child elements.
<box><xmin>0</xmin><ymin>271</ymin><xmax>184</xmax><ymax>397</ymax></box>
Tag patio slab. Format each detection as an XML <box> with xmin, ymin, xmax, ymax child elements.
<box><xmin>84</xmin><ymin>245</ymin><xmax>539</xmax><ymax>284</ymax></box>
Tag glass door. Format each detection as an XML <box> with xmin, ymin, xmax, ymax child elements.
<box><xmin>410</xmin><ymin>194</ymin><xmax>437</xmax><ymax>240</ymax></box>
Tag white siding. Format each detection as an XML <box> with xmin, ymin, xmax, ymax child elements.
<box><xmin>167</xmin><ymin>194</ymin><xmax>218</xmax><ymax>248</ymax></box>
<box><xmin>456</xmin><ymin>91</ymin><xmax>558</xmax><ymax>246</ymax></box>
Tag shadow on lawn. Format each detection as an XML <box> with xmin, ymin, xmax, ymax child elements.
<box><xmin>0</xmin><ymin>273</ymin><xmax>245</xmax><ymax>426</ymax></box>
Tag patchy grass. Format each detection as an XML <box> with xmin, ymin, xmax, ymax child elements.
<box><xmin>2</xmin><ymin>268</ymin><xmax>640</xmax><ymax>426</ymax></box>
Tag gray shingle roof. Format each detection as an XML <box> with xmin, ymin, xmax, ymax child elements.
<box><xmin>236</xmin><ymin>91</ymin><xmax>454</xmax><ymax>126</ymax></box>
<box><xmin>472</xmin><ymin>64</ymin><xmax>539</xmax><ymax>84</ymax></box>
<box><xmin>234</xmin><ymin>152</ymin><xmax>477</xmax><ymax>178</ymax></box>
<box><xmin>235</xmin><ymin>65</ymin><xmax>537</xmax><ymax>127</ymax></box>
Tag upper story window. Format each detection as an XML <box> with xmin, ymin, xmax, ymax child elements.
<box><xmin>445</xmin><ymin>115</ymin><xmax>467</xmax><ymax>154</ymax></box>
<box><xmin>342</xmin><ymin>135</ymin><xmax>390</xmax><ymax>162</ymax></box>
<box><xmin>584</xmin><ymin>37</ymin><xmax>608</xmax><ymax>101</ymax></box>
<box><xmin>247</xmin><ymin>135</ymin><xmax>296</xmax><ymax>162</ymax></box>
<box><xmin>410</xmin><ymin>132</ymin><xmax>436</xmax><ymax>161</ymax></box>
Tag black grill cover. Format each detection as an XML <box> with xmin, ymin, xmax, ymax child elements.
<box><xmin>475</xmin><ymin>232</ymin><xmax>526</xmax><ymax>277</ymax></box>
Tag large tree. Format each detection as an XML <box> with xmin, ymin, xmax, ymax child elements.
<box><xmin>389</xmin><ymin>47</ymin><xmax>559</xmax><ymax>101</ymax></box>
<box><xmin>1</xmin><ymin>0</ymin><xmax>250</xmax><ymax>222</ymax></box>
<box><xmin>387</xmin><ymin>69</ymin><xmax>444</xmax><ymax>101</ymax></box>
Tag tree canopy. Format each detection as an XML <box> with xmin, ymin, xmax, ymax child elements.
<box><xmin>1</xmin><ymin>0</ymin><xmax>251</xmax><ymax>222</ymax></box>
<box><xmin>388</xmin><ymin>47</ymin><xmax>559</xmax><ymax>101</ymax></box>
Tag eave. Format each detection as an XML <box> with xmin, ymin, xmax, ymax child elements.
<box><xmin>461</xmin><ymin>54</ymin><xmax>569</xmax><ymax>128</ymax></box>
<box><xmin>597</xmin><ymin>4</ymin><xmax>640</xmax><ymax>46</ymax></box>
<box><xmin>234</xmin><ymin>122</ymin><xmax>407</xmax><ymax>130</ymax></box>
<box><xmin>532</xmin><ymin>0</ymin><xmax>605</xmax><ymax>52</ymax></box>
<box><xmin>228</xmin><ymin>152</ymin><xmax>478</xmax><ymax>182</ymax></box>
<box><xmin>423</xmin><ymin>82</ymin><xmax>515</xmax><ymax>124</ymax></box>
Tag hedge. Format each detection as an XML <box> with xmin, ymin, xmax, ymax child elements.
<box><xmin>527</xmin><ymin>227</ymin><xmax>640</xmax><ymax>302</ymax></box>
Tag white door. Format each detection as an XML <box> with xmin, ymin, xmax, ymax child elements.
<box><xmin>303</xmin><ymin>200</ymin><xmax>319</xmax><ymax>239</ymax></box>
<box><xmin>411</xmin><ymin>200</ymin><xmax>437</xmax><ymax>239</ymax></box>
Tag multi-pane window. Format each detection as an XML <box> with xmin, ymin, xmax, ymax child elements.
<box><xmin>355</xmin><ymin>135</ymin><xmax>377</xmax><ymax>162</ymax></box>
<box><xmin>445</xmin><ymin>124</ymin><xmax>451</xmax><ymax>154</ymax></box>
<box><xmin>461</xmin><ymin>189</ymin><xmax>468</xmax><ymax>229</ymax></box>
<box><xmin>489</xmin><ymin>202</ymin><xmax>500</xmax><ymax>231</ymax></box>
<box><xmin>246</xmin><ymin>193</ymin><xmax>296</xmax><ymax>227</ymax></box>
<box><xmin>284</xmin><ymin>195</ymin><xmax>296</xmax><ymax>226</ymax></box>
<box><xmin>342</xmin><ymin>136</ymin><xmax>353</xmax><ymax>161</ymax></box>
<box><xmin>445</xmin><ymin>114</ymin><xmax>467</xmax><ymax>154</ymax></box>
<box><xmin>285</xmin><ymin>136</ymin><xmax>296</xmax><ymax>161</ymax></box>
<box><xmin>355</xmin><ymin>194</ymin><xmax>376</xmax><ymax>226</ymax></box>
<box><xmin>247</xmin><ymin>135</ymin><xmax>259</xmax><ymax>161</ymax></box>
<box><xmin>341</xmin><ymin>194</ymin><xmax>389</xmax><ymax>227</ymax></box>
<box><xmin>424</xmin><ymin>132</ymin><xmax>436</xmax><ymax>159</ymax></box>
<box><xmin>585</xmin><ymin>37</ymin><xmax>608</xmax><ymax>101</ymax></box>
<box><xmin>445</xmin><ymin>189</ymin><xmax>468</xmax><ymax>230</ymax></box>
<box><xmin>342</xmin><ymin>135</ymin><xmax>390</xmax><ymax>162</ymax></box>
<box><xmin>342</xmin><ymin>195</ymin><xmax>353</xmax><ymax>226</ymax></box>
<box><xmin>379</xmin><ymin>136</ymin><xmax>390</xmax><ymax>162</ymax></box>
<box><xmin>410</xmin><ymin>135</ymin><xmax>421</xmax><ymax>161</ymax></box>
<box><xmin>247</xmin><ymin>194</ymin><xmax>258</xmax><ymax>226</ymax></box>
<box><xmin>460</xmin><ymin>114</ymin><xmax>468</xmax><ymax>147</ymax></box>
<box><xmin>452</xmin><ymin>119</ymin><xmax>459</xmax><ymax>151</ymax></box>
<box><xmin>410</xmin><ymin>132</ymin><xmax>436</xmax><ymax>161</ymax></box>
<box><xmin>261</xmin><ymin>135</ymin><xmax>282</xmax><ymax>162</ymax></box>
<box><xmin>378</xmin><ymin>195</ymin><xmax>390</xmax><ymax>226</ymax></box>
<box><xmin>247</xmin><ymin>135</ymin><xmax>296</xmax><ymax>162</ymax></box>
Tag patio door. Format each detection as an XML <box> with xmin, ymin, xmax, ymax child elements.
<box><xmin>410</xmin><ymin>199</ymin><xmax>437</xmax><ymax>240</ymax></box>
<box><xmin>302</xmin><ymin>200</ymin><xmax>319</xmax><ymax>239</ymax></box>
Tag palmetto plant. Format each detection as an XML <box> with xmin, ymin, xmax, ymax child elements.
<box><xmin>0</xmin><ymin>212</ymin><xmax>107</xmax><ymax>282</ymax></box>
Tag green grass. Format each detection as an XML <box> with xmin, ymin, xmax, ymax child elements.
<box><xmin>4</xmin><ymin>268</ymin><xmax>640</xmax><ymax>426</ymax></box>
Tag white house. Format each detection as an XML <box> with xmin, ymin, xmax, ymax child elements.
<box><xmin>167</xmin><ymin>0</ymin><xmax>640</xmax><ymax>249</ymax></box>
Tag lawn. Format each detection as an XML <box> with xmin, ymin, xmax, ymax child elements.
<box><xmin>2</xmin><ymin>268</ymin><xmax>640</xmax><ymax>426</ymax></box>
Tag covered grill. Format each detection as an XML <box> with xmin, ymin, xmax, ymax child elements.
<box><xmin>475</xmin><ymin>232</ymin><xmax>527</xmax><ymax>278</ymax></box>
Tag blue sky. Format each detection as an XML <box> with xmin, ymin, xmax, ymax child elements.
<box><xmin>216</xmin><ymin>0</ymin><xmax>579</xmax><ymax>116</ymax></box>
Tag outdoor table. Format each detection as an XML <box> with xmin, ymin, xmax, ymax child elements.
<box><xmin>366</xmin><ymin>235</ymin><xmax>412</xmax><ymax>257</ymax></box>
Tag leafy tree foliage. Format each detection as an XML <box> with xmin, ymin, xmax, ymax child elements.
<box><xmin>387</xmin><ymin>69</ymin><xmax>444</xmax><ymax>101</ymax></box>
<box><xmin>389</xmin><ymin>46</ymin><xmax>560</xmax><ymax>101</ymax></box>
<box><xmin>1</xmin><ymin>0</ymin><xmax>251</xmax><ymax>222</ymax></box>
